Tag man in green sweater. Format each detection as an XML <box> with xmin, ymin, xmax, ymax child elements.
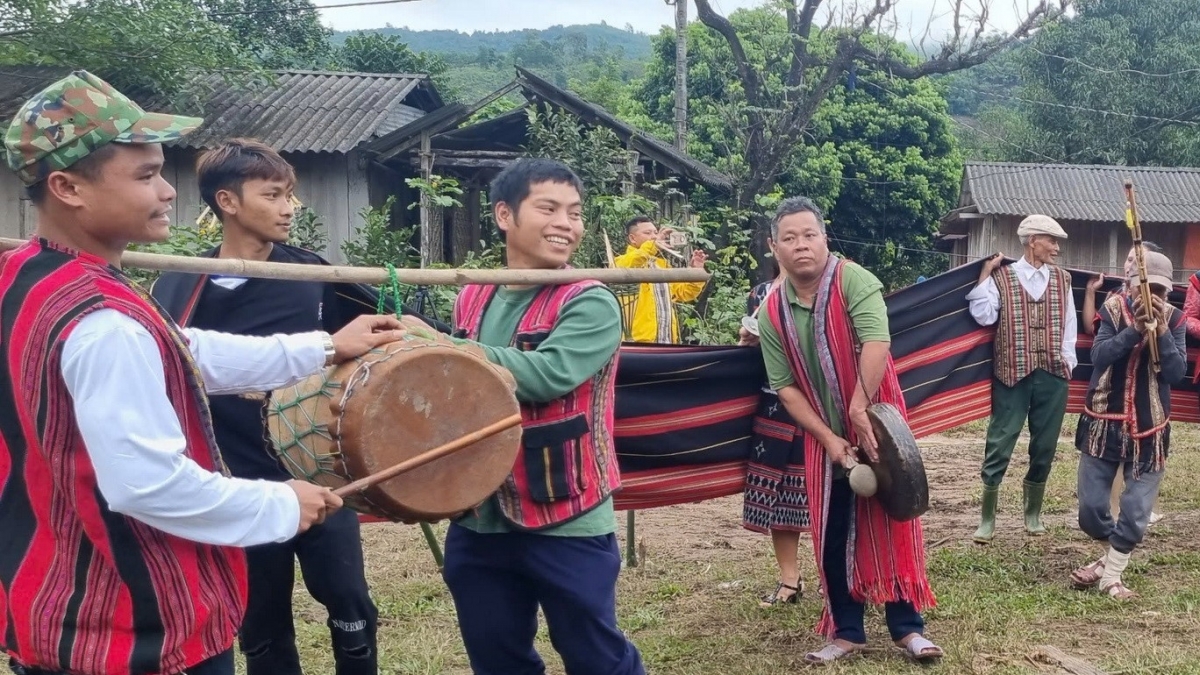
<box><xmin>435</xmin><ymin>158</ymin><xmax>644</xmax><ymax>675</ymax></box>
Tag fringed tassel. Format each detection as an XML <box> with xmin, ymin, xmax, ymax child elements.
<box><xmin>851</xmin><ymin>569</ymin><xmax>937</xmax><ymax>612</ymax></box>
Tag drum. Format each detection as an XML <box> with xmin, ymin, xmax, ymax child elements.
<box><xmin>266</xmin><ymin>318</ymin><xmax>522</xmax><ymax>522</ymax></box>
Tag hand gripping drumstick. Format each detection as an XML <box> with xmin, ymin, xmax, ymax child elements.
<box><xmin>332</xmin><ymin>413</ymin><xmax>524</xmax><ymax>497</ymax></box>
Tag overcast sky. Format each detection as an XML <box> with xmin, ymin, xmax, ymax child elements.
<box><xmin>320</xmin><ymin>0</ymin><xmax>1038</xmax><ymax>43</ymax></box>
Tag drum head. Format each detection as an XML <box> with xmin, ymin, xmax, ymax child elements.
<box><xmin>269</xmin><ymin>339</ymin><xmax>522</xmax><ymax>522</ymax></box>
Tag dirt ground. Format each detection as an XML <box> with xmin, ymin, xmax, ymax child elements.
<box><xmin>279</xmin><ymin>425</ymin><xmax>1200</xmax><ymax>675</ymax></box>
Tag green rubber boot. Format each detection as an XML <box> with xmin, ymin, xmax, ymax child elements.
<box><xmin>1023</xmin><ymin>480</ymin><xmax>1047</xmax><ymax>535</ymax></box>
<box><xmin>973</xmin><ymin>484</ymin><xmax>1000</xmax><ymax>544</ymax></box>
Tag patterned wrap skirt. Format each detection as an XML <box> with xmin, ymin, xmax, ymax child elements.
<box><xmin>742</xmin><ymin>389</ymin><xmax>810</xmax><ymax>533</ymax></box>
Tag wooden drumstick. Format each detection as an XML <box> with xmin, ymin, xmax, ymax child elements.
<box><xmin>332</xmin><ymin>413</ymin><xmax>524</xmax><ymax>497</ymax></box>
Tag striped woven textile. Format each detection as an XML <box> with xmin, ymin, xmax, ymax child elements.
<box><xmin>610</xmin><ymin>258</ymin><xmax>1200</xmax><ymax>511</ymax></box>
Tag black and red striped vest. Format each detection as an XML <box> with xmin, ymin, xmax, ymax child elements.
<box><xmin>453</xmin><ymin>281</ymin><xmax>622</xmax><ymax>530</ymax></box>
<box><xmin>0</xmin><ymin>239</ymin><xmax>246</xmax><ymax>675</ymax></box>
<box><xmin>992</xmin><ymin>264</ymin><xmax>1073</xmax><ymax>387</ymax></box>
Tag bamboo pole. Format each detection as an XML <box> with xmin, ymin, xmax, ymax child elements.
<box><xmin>0</xmin><ymin>238</ymin><xmax>710</xmax><ymax>286</ymax></box>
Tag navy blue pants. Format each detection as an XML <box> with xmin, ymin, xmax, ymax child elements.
<box><xmin>239</xmin><ymin>508</ymin><xmax>377</xmax><ymax>675</ymax></box>
<box><xmin>824</xmin><ymin>478</ymin><xmax>925</xmax><ymax>644</ymax></box>
<box><xmin>442</xmin><ymin>525</ymin><xmax>645</xmax><ymax>675</ymax></box>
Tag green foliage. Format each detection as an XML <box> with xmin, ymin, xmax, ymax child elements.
<box><xmin>405</xmin><ymin>176</ymin><xmax>464</xmax><ymax>211</ymax></box>
<box><xmin>340</xmin><ymin>193</ymin><xmax>503</xmax><ymax>323</ymax></box>
<box><xmin>341</xmin><ymin>196</ymin><xmax>418</xmax><ymax>270</ymax></box>
<box><xmin>635</xmin><ymin>8</ymin><xmax>962</xmax><ymax>289</ymax></box>
<box><xmin>201</xmin><ymin>0</ymin><xmax>333</xmax><ymax>69</ymax></box>
<box><xmin>375</xmin><ymin>24</ymin><xmax>649</xmax><ymax>103</ymax></box>
<box><xmin>0</xmin><ymin>0</ymin><xmax>261</xmax><ymax>101</ymax></box>
<box><xmin>964</xmin><ymin>0</ymin><xmax>1200</xmax><ymax>166</ymax></box>
<box><xmin>127</xmin><ymin>223</ymin><xmax>223</xmax><ymax>288</ymax></box>
<box><xmin>335</xmin><ymin>31</ymin><xmax>448</xmax><ymax>77</ymax></box>
<box><xmin>289</xmin><ymin>206</ymin><xmax>328</xmax><ymax>252</ymax></box>
<box><xmin>328</xmin><ymin>23</ymin><xmax>652</xmax><ymax>61</ymax></box>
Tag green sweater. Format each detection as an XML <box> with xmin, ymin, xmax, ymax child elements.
<box><xmin>452</xmin><ymin>285</ymin><xmax>622</xmax><ymax>536</ymax></box>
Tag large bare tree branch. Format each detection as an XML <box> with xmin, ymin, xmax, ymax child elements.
<box><xmin>785</xmin><ymin>0</ymin><xmax>823</xmax><ymax>90</ymax></box>
<box><xmin>862</xmin><ymin>0</ymin><xmax>1072</xmax><ymax>78</ymax></box>
<box><xmin>693</xmin><ymin>0</ymin><xmax>761</xmax><ymax>103</ymax></box>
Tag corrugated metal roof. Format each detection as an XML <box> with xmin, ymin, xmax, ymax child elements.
<box><xmin>175</xmin><ymin>70</ymin><xmax>438</xmax><ymax>154</ymax></box>
<box><xmin>964</xmin><ymin>161</ymin><xmax>1200</xmax><ymax>223</ymax></box>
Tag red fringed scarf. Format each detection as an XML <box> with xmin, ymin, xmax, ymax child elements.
<box><xmin>764</xmin><ymin>256</ymin><xmax>935</xmax><ymax>638</ymax></box>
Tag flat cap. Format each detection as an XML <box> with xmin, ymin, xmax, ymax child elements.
<box><xmin>1016</xmin><ymin>214</ymin><xmax>1068</xmax><ymax>239</ymax></box>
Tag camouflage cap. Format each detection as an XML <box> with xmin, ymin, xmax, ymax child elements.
<box><xmin>3</xmin><ymin>70</ymin><xmax>202</xmax><ymax>186</ymax></box>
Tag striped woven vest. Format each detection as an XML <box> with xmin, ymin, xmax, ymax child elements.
<box><xmin>0</xmin><ymin>240</ymin><xmax>246</xmax><ymax>675</ymax></box>
<box><xmin>992</xmin><ymin>264</ymin><xmax>1072</xmax><ymax>387</ymax></box>
<box><xmin>453</xmin><ymin>281</ymin><xmax>622</xmax><ymax>530</ymax></box>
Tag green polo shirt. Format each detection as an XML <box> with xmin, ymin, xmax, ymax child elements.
<box><xmin>757</xmin><ymin>261</ymin><xmax>890</xmax><ymax>441</ymax></box>
<box><xmin>451</xmin><ymin>285</ymin><xmax>622</xmax><ymax>537</ymax></box>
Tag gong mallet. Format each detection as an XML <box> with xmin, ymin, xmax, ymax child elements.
<box><xmin>332</xmin><ymin>413</ymin><xmax>523</xmax><ymax>498</ymax></box>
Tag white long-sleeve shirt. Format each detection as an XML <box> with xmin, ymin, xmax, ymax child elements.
<box><xmin>966</xmin><ymin>256</ymin><xmax>1078</xmax><ymax>372</ymax></box>
<box><xmin>60</xmin><ymin>308</ymin><xmax>327</xmax><ymax>547</ymax></box>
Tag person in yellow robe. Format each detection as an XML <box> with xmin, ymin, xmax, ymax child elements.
<box><xmin>614</xmin><ymin>216</ymin><xmax>707</xmax><ymax>343</ymax></box>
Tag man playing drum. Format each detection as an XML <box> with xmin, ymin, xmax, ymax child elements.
<box><xmin>1071</xmin><ymin>251</ymin><xmax>1186</xmax><ymax>600</ymax></box>
<box><xmin>966</xmin><ymin>215</ymin><xmax>1077</xmax><ymax>543</ymax></box>
<box><xmin>152</xmin><ymin>139</ymin><xmax>407</xmax><ymax>675</ymax></box>
<box><xmin>756</xmin><ymin>197</ymin><xmax>940</xmax><ymax>664</ymax></box>
<box><xmin>0</xmin><ymin>71</ymin><xmax>402</xmax><ymax>675</ymax></box>
<box><xmin>430</xmin><ymin>158</ymin><xmax>644</xmax><ymax>675</ymax></box>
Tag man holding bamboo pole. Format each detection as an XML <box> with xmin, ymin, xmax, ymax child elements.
<box><xmin>1070</xmin><ymin>250</ymin><xmax>1185</xmax><ymax>600</ymax></box>
<box><xmin>423</xmin><ymin>158</ymin><xmax>644</xmax><ymax>675</ymax></box>
<box><xmin>0</xmin><ymin>71</ymin><xmax>404</xmax><ymax>675</ymax></box>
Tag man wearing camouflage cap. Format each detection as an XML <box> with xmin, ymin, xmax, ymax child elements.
<box><xmin>966</xmin><ymin>214</ymin><xmax>1078</xmax><ymax>544</ymax></box>
<box><xmin>0</xmin><ymin>71</ymin><xmax>404</xmax><ymax>675</ymax></box>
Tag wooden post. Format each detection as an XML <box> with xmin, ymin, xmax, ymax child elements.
<box><xmin>672</xmin><ymin>0</ymin><xmax>688</xmax><ymax>152</ymax></box>
<box><xmin>419</xmin><ymin>132</ymin><xmax>433</xmax><ymax>268</ymax></box>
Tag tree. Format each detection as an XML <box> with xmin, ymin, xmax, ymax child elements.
<box><xmin>335</xmin><ymin>32</ymin><xmax>449</xmax><ymax>88</ymax></box>
<box><xmin>637</xmin><ymin>10</ymin><xmax>962</xmax><ymax>287</ymax></box>
<box><xmin>654</xmin><ymin>0</ymin><xmax>1070</xmax><ymax>279</ymax></box>
<box><xmin>0</xmin><ymin>0</ymin><xmax>259</xmax><ymax>100</ymax></box>
<box><xmin>201</xmin><ymin>0</ymin><xmax>333</xmax><ymax>69</ymax></box>
<box><xmin>992</xmin><ymin>0</ymin><xmax>1200</xmax><ymax>166</ymax></box>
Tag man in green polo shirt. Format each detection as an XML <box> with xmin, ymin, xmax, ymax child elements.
<box><xmin>756</xmin><ymin>196</ymin><xmax>941</xmax><ymax>665</ymax></box>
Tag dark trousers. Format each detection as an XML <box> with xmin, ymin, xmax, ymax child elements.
<box><xmin>824</xmin><ymin>479</ymin><xmax>925</xmax><ymax>644</ymax></box>
<box><xmin>442</xmin><ymin>524</ymin><xmax>645</xmax><ymax>675</ymax></box>
<box><xmin>1077</xmin><ymin>453</ymin><xmax>1165</xmax><ymax>554</ymax></box>
<box><xmin>981</xmin><ymin>369</ymin><xmax>1069</xmax><ymax>487</ymax></box>
<box><xmin>9</xmin><ymin>651</ymin><xmax>233</xmax><ymax>675</ymax></box>
<box><xmin>239</xmin><ymin>508</ymin><xmax>378</xmax><ymax>675</ymax></box>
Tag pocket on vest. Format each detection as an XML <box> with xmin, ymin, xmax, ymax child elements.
<box><xmin>521</xmin><ymin>413</ymin><xmax>590</xmax><ymax>503</ymax></box>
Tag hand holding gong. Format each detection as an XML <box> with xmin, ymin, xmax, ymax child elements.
<box><xmin>849</xmin><ymin>407</ymin><xmax>880</xmax><ymax>463</ymax></box>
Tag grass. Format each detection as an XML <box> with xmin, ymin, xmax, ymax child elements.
<box><xmin>235</xmin><ymin>423</ymin><xmax>1200</xmax><ymax>674</ymax></box>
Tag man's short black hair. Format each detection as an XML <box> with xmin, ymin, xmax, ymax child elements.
<box><xmin>624</xmin><ymin>215</ymin><xmax>653</xmax><ymax>235</ymax></box>
<box><xmin>25</xmin><ymin>143</ymin><xmax>121</xmax><ymax>205</ymax></box>
<box><xmin>489</xmin><ymin>158</ymin><xmax>584</xmax><ymax>215</ymax></box>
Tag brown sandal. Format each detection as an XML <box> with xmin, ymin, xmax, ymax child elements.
<box><xmin>1070</xmin><ymin>558</ymin><xmax>1105</xmax><ymax>589</ymax></box>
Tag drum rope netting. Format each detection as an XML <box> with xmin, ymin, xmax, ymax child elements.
<box><xmin>266</xmin><ymin>263</ymin><xmax>496</xmax><ymax>518</ymax></box>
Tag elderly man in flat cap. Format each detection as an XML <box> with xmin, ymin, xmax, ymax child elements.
<box><xmin>966</xmin><ymin>214</ymin><xmax>1077</xmax><ymax>543</ymax></box>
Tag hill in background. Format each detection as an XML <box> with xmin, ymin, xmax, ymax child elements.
<box><xmin>331</xmin><ymin>23</ymin><xmax>652</xmax><ymax>102</ymax></box>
